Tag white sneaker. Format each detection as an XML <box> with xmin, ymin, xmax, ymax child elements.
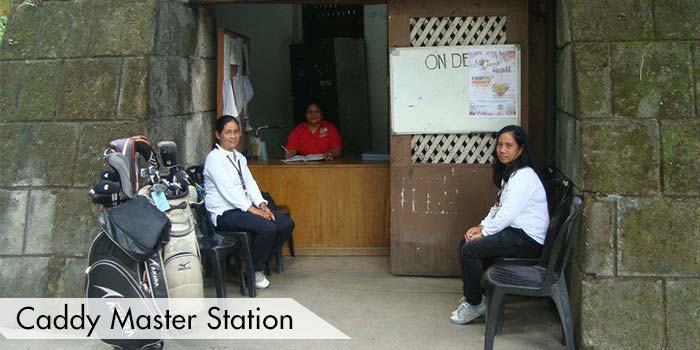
<box><xmin>255</xmin><ymin>271</ymin><xmax>270</xmax><ymax>289</ymax></box>
<box><xmin>449</xmin><ymin>299</ymin><xmax>487</xmax><ymax>325</ymax></box>
<box><xmin>452</xmin><ymin>300</ymin><xmax>467</xmax><ymax>316</ymax></box>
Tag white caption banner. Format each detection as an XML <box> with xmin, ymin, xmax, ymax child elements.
<box><xmin>0</xmin><ymin>298</ymin><xmax>349</xmax><ymax>340</ymax></box>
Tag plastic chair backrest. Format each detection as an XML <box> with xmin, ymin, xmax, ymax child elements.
<box><xmin>191</xmin><ymin>202</ymin><xmax>215</xmax><ymax>237</ymax></box>
<box><xmin>542</xmin><ymin>196</ymin><xmax>582</xmax><ymax>288</ymax></box>
<box><xmin>540</xmin><ymin>166</ymin><xmax>574</xmax><ymax>215</ymax></box>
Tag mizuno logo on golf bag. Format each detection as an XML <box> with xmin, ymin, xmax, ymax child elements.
<box><xmin>95</xmin><ymin>285</ymin><xmax>124</xmax><ymax>298</ymax></box>
<box><xmin>178</xmin><ymin>261</ymin><xmax>191</xmax><ymax>271</ymax></box>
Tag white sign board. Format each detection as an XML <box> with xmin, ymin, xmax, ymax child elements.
<box><xmin>390</xmin><ymin>45</ymin><xmax>520</xmax><ymax>134</ymax></box>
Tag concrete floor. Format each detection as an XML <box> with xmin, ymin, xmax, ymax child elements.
<box><xmin>1</xmin><ymin>256</ymin><xmax>566</xmax><ymax>350</ymax></box>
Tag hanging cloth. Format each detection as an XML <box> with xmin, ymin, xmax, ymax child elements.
<box><xmin>222</xmin><ymin>75</ymin><xmax>238</xmax><ymax>117</ymax></box>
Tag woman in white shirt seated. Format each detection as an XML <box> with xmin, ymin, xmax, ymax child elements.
<box><xmin>204</xmin><ymin>115</ymin><xmax>294</xmax><ymax>290</ymax></box>
<box><xmin>450</xmin><ymin>125</ymin><xmax>549</xmax><ymax>325</ymax></box>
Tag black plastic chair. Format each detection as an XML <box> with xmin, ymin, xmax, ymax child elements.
<box><xmin>483</xmin><ymin>196</ymin><xmax>583</xmax><ymax>350</ymax></box>
<box><xmin>539</xmin><ymin>166</ymin><xmax>575</xmax><ymax>216</ymax></box>
<box><xmin>260</xmin><ymin>192</ymin><xmax>296</xmax><ymax>274</ymax></box>
<box><xmin>191</xmin><ymin>202</ymin><xmax>255</xmax><ymax>297</ymax></box>
<box><xmin>488</xmin><ymin>169</ymin><xmax>575</xmax><ymax>269</ymax></box>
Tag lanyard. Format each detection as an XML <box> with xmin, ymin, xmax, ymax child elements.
<box><xmin>225</xmin><ymin>155</ymin><xmax>249</xmax><ymax>196</ymax></box>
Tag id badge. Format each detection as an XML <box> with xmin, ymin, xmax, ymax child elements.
<box><xmin>151</xmin><ymin>191</ymin><xmax>171</xmax><ymax>212</ymax></box>
<box><xmin>488</xmin><ymin>205</ymin><xmax>500</xmax><ymax>219</ymax></box>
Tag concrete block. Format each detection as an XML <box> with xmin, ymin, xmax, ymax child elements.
<box><xmin>91</xmin><ymin>0</ymin><xmax>157</xmax><ymax>56</ymax></box>
<box><xmin>194</xmin><ymin>6</ymin><xmax>216</xmax><ymax>59</ymax></box>
<box><xmin>0</xmin><ymin>61</ymin><xmax>23</xmax><ymax>121</ymax></box>
<box><xmin>15</xmin><ymin>60</ymin><xmax>61</xmax><ymax>121</ymax></box>
<box><xmin>191</xmin><ymin>59</ymin><xmax>216</xmax><ymax>113</ymax></box>
<box><xmin>569</xmin><ymin>0</ymin><xmax>653</xmax><ymax>41</ymax></box>
<box><xmin>0</xmin><ymin>190</ymin><xmax>28</xmax><ymax>255</ymax></box>
<box><xmin>0</xmin><ymin>123</ymin><xmax>80</xmax><ymax>186</ymax></box>
<box><xmin>612</xmin><ymin>42</ymin><xmax>693</xmax><ymax>119</ymax></box>
<box><xmin>118</xmin><ymin>57</ymin><xmax>149</xmax><ymax>119</ymax></box>
<box><xmin>577</xmin><ymin>196</ymin><xmax>614</xmax><ymax>276</ymax></box>
<box><xmin>144</xmin><ymin>114</ymin><xmax>185</xmax><ymax>150</ymax></box>
<box><xmin>557</xmin><ymin>45</ymin><xmax>573</xmax><ymax>115</ymax></box>
<box><xmin>618</xmin><ymin>197</ymin><xmax>700</xmax><ymax>275</ymax></box>
<box><xmin>667</xmin><ymin>280</ymin><xmax>700</xmax><ymax>350</ymax></box>
<box><xmin>661</xmin><ymin>120</ymin><xmax>700</xmax><ymax>195</ymax></box>
<box><xmin>36</xmin><ymin>0</ymin><xmax>91</xmax><ymax>58</ymax></box>
<box><xmin>555</xmin><ymin>111</ymin><xmax>577</xmax><ymax>183</ymax></box>
<box><xmin>57</xmin><ymin>58</ymin><xmax>121</xmax><ymax>120</ymax></box>
<box><xmin>694</xmin><ymin>43</ymin><xmax>700</xmax><ymax>119</ymax></box>
<box><xmin>64</xmin><ymin>257</ymin><xmax>88</xmax><ymax>298</ymax></box>
<box><xmin>183</xmin><ymin>112</ymin><xmax>214</xmax><ymax>166</ymax></box>
<box><xmin>148</xmin><ymin>57</ymin><xmax>192</xmax><ymax>117</ymax></box>
<box><xmin>0</xmin><ymin>3</ymin><xmax>40</xmax><ymax>59</ymax></box>
<box><xmin>155</xmin><ymin>0</ymin><xmax>196</xmax><ymax>57</ymax></box>
<box><xmin>25</xmin><ymin>189</ymin><xmax>99</xmax><ymax>256</ymax></box>
<box><xmin>0</xmin><ymin>257</ymin><xmax>52</xmax><ymax>297</ymax></box>
<box><xmin>74</xmin><ymin>121</ymin><xmax>144</xmax><ymax>186</ymax></box>
<box><xmin>573</xmin><ymin>43</ymin><xmax>612</xmax><ymax>118</ymax></box>
<box><xmin>581</xmin><ymin>279</ymin><xmax>663</xmax><ymax>350</ymax></box>
<box><xmin>580</xmin><ymin>120</ymin><xmax>659</xmax><ymax>195</ymax></box>
<box><xmin>654</xmin><ymin>0</ymin><xmax>700</xmax><ymax>40</ymax></box>
<box><xmin>555</xmin><ymin>0</ymin><xmax>571</xmax><ymax>48</ymax></box>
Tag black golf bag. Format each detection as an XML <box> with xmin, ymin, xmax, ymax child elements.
<box><xmin>86</xmin><ymin>136</ymin><xmax>170</xmax><ymax>350</ymax></box>
<box><xmin>85</xmin><ymin>196</ymin><xmax>171</xmax><ymax>350</ymax></box>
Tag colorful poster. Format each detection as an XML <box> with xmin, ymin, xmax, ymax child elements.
<box><xmin>468</xmin><ymin>48</ymin><xmax>519</xmax><ymax>117</ymax></box>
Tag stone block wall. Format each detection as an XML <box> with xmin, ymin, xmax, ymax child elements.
<box><xmin>0</xmin><ymin>0</ymin><xmax>215</xmax><ymax>297</ymax></box>
<box><xmin>557</xmin><ymin>0</ymin><xmax>700</xmax><ymax>349</ymax></box>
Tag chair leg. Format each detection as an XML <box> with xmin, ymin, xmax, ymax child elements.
<box><xmin>211</xmin><ymin>251</ymin><xmax>227</xmax><ymax>298</ymax></box>
<box><xmin>239</xmin><ymin>235</ymin><xmax>256</xmax><ymax>298</ymax></box>
<box><xmin>288</xmin><ymin>234</ymin><xmax>295</xmax><ymax>257</ymax></box>
<box><xmin>231</xmin><ymin>252</ymin><xmax>245</xmax><ymax>296</ymax></box>
<box><xmin>551</xmin><ymin>279</ymin><xmax>575</xmax><ymax>350</ymax></box>
<box><xmin>275</xmin><ymin>248</ymin><xmax>283</xmax><ymax>273</ymax></box>
<box><xmin>495</xmin><ymin>296</ymin><xmax>505</xmax><ymax>335</ymax></box>
<box><xmin>484</xmin><ymin>287</ymin><xmax>504</xmax><ymax>350</ymax></box>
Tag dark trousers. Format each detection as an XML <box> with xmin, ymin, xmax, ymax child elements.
<box><xmin>459</xmin><ymin>227</ymin><xmax>541</xmax><ymax>305</ymax></box>
<box><xmin>217</xmin><ymin>209</ymin><xmax>295</xmax><ymax>271</ymax></box>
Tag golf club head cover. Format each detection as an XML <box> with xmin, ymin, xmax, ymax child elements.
<box><xmin>99</xmin><ymin>168</ymin><xmax>119</xmax><ymax>182</ymax></box>
<box><xmin>105</xmin><ymin>152</ymin><xmax>135</xmax><ymax>199</ymax></box>
<box><xmin>92</xmin><ymin>180</ymin><xmax>122</xmax><ymax>194</ymax></box>
<box><xmin>157</xmin><ymin>141</ymin><xmax>180</xmax><ymax>170</ymax></box>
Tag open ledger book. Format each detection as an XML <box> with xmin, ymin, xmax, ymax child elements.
<box><xmin>281</xmin><ymin>153</ymin><xmax>324</xmax><ymax>163</ymax></box>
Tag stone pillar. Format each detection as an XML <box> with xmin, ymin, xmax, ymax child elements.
<box><xmin>558</xmin><ymin>0</ymin><xmax>700</xmax><ymax>349</ymax></box>
<box><xmin>0</xmin><ymin>0</ymin><xmax>215</xmax><ymax>297</ymax></box>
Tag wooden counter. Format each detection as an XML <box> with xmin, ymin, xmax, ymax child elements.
<box><xmin>249</xmin><ymin>158</ymin><xmax>390</xmax><ymax>255</ymax></box>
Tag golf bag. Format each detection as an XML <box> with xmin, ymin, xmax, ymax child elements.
<box><xmin>143</xmin><ymin>141</ymin><xmax>204</xmax><ymax>299</ymax></box>
<box><xmin>85</xmin><ymin>196</ymin><xmax>171</xmax><ymax>350</ymax></box>
<box><xmin>86</xmin><ymin>136</ymin><xmax>169</xmax><ymax>350</ymax></box>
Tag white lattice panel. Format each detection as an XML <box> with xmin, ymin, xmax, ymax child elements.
<box><xmin>408</xmin><ymin>16</ymin><xmax>504</xmax><ymax>164</ymax></box>
<box><xmin>410</xmin><ymin>16</ymin><xmax>506</xmax><ymax>47</ymax></box>
<box><xmin>411</xmin><ymin>134</ymin><xmax>495</xmax><ymax>164</ymax></box>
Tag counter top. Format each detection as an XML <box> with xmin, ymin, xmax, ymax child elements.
<box><xmin>248</xmin><ymin>157</ymin><xmax>389</xmax><ymax>168</ymax></box>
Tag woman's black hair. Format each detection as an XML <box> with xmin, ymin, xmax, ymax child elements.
<box><xmin>492</xmin><ymin>125</ymin><xmax>533</xmax><ymax>188</ymax></box>
<box><xmin>213</xmin><ymin>115</ymin><xmax>241</xmax><ymax>149</ymax></box>
<box><xmin>305</xmin><ymin>101</ymin><xmax>324</xmax><ymax>114</ymax></box>
<box><xmin>215</xmin><ymin>115</ymin><xmax>240</xmax><ymax>134</ymax></box>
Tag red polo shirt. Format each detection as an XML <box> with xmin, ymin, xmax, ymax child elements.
<box><xmin>285</xmin><ymin>120</ymin><xmax>342</xmax><ymax>155</ymax></box>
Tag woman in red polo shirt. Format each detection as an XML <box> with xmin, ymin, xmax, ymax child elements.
<box><xmin>284</xmin><ymin>102</ymin><xmax>342</xmax><ymax>161</ymax></box>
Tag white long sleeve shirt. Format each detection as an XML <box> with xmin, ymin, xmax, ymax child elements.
<box><xmin>480</xmin><ymin>167</ymin><xmax>549</xmax><ymax>244</ymax></box>
<box><xmin>204</xmin><ymin>145</ymin><xmax>266</xmax><ymax>226</ymax></box>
